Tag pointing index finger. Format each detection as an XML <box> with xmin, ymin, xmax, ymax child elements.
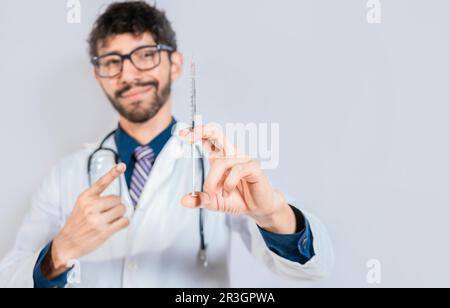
<box><xmin>86</xmin><ymin>163</ymin><xmax>126</xmax><ymax>197</ymax></box>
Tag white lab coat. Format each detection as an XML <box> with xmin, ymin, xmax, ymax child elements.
<box><xmin>0</xmin><ymin>123</ymin><xmax>334</xmax><ymax>288</ymax></box>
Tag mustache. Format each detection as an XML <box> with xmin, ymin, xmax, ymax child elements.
<box><xmin>115</xmin><ymin>80</ymin><xmax>159</xmax><ymax>98</ymax></box>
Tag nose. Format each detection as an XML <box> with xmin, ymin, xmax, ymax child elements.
<box><xmin>119</xmin><ymin>58</ymin><xmax>141</xmax><ymax>84</ymax></box>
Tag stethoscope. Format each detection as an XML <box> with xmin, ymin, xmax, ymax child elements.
<box><xmin>87</xmin><ymin>130</ymin><xmax>209</xmax><ymax>268</ymax></box>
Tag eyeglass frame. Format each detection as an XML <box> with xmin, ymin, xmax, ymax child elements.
<box><xmin>91</xmin><ymin>44</ymin><xmax>175</xmax><ymax>78</ymax></box>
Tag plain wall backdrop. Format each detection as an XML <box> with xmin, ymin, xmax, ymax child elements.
<box><xmin>1</xmin><ymin>0</ymin><xmax>450</xmax><ymax>287</ymax></box>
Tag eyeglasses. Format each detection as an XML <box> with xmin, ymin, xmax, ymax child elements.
<box><xmin>91</xmin><ymin>44</ymin><xmax>174</xmax><ymax>78</ymax></box>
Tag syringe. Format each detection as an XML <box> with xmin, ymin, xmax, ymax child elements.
<box><xmin>190</xmin><ymin>62</ymin><xmax>197</xmax><ymax>197</ymax></box>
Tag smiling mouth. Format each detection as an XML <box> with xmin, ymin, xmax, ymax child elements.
<box><xmin>121</xmin><ymin>86</ymin><xmax>154</xmax><ymax>100</ymax></box>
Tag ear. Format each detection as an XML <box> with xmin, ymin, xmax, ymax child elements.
<box><xmin>169</xmin><ymin>52</ymin><xmax>184</xmax><ymax>82</ymax></box>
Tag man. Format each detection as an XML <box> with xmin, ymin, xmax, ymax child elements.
<box><xmin>0</xmin><ymin>1</ymin><xmax>333</xmax><ymax>288</ymax></box>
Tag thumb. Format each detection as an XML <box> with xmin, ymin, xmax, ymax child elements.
<box><xmin>180</xmin><ymin>192</ymin><xmax>211</xmax><ymax>209</ymax></box>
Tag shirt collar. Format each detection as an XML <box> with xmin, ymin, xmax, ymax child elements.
<box><xmin>115</xmin><ymin>117</ymin><xmax>177</xmax><ymax>166</ymax></box>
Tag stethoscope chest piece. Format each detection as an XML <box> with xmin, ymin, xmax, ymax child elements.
<box><xmin>198</xmin><ymin>247</ymin><xmax>208</xmax><ymax>268</ymax></box>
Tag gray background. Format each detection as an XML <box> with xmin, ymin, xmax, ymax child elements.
<box><xmin>1</xmin><ymin>0</ymin><xmax>449</xmax><ymax>287</ymax></box>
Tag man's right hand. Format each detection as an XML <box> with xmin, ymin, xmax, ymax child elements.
<box><xmin>41</xmin><ymin>163</ymin><xmax>130</xmax><ymax>280</ymax></box>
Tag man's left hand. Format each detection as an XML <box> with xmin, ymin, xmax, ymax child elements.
<box><xmin>179</xmin><ymin>125</ymin><xmax>297</xmax><ymax>235</ymax></box>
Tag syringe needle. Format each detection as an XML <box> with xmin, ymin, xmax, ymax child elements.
<box><xmin>191</xmin><ymin>62</ymin><xmax>197</xmax><ymax>197</ymax></box>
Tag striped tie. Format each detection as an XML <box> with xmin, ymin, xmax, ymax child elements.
<box><xmin>130</xmin><ymin>145</ymin><xmax>155</xmax><ymax>207</ymax></box>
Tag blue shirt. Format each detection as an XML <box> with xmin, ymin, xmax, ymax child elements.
<box><xmin>115</xmin><ymin>118</ymin><xmax>177</xmax><ymax>188</ymax></box>
<box><xmin>33</xmin><ymin>118</ymin><xmax>314</xmax><ymax>288</ymax></box>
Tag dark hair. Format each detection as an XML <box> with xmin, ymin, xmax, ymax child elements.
<box><xmin>88</xmin><ymin>1</ymin><xmax>177</xmax><ymax>58</ymax></box>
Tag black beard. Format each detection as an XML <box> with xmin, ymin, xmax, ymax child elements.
<box><xmin>106</xmin><ymin>78</ymin><xmax>171</xmax><ymax>124</ymax></box>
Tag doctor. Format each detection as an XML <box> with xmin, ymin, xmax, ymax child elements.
<box><xmin>0</xmin><ymin>1</ymin><xmax>333</xmax><ymax>288</ymax></box>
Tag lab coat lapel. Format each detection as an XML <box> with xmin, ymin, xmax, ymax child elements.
<box><xmin>129</xmin><ymin>124</ymin><xmax>198</xmax><ymax>255</ymax></box>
